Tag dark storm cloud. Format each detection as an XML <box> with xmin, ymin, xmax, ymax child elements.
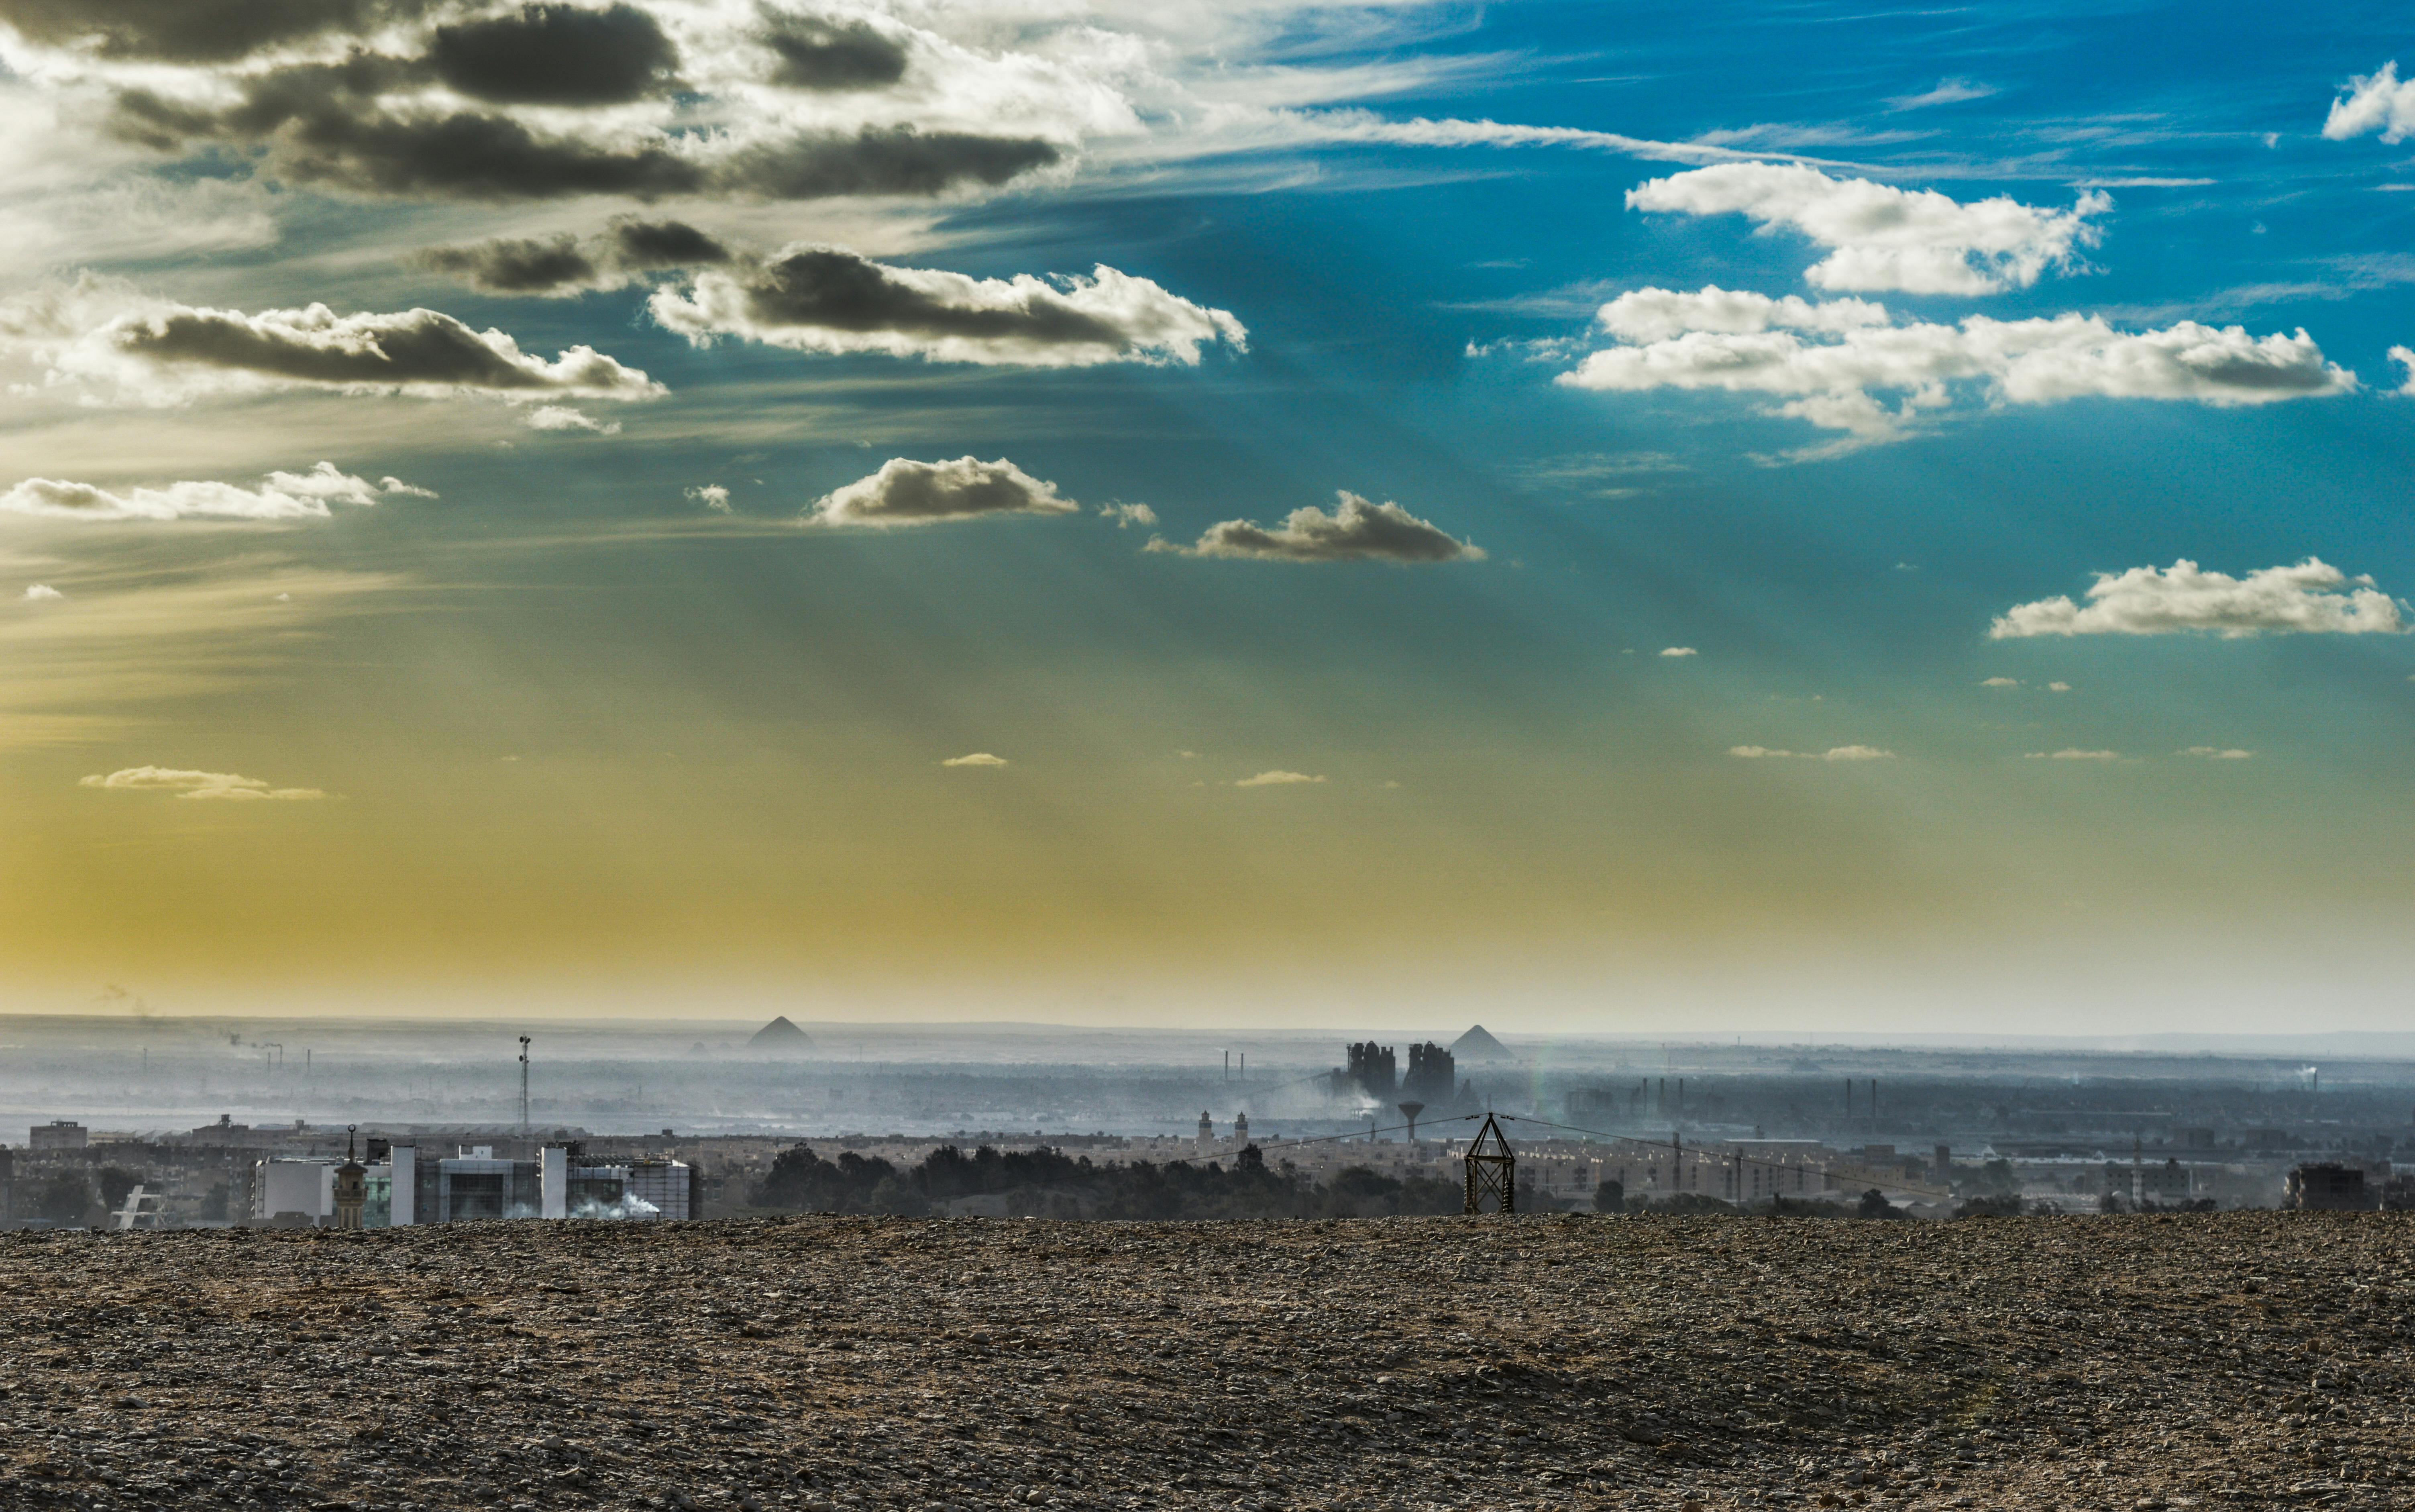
<box><xmin>415</xmin><ymin>218</ymin><xmax>731</xmax><ymax>295</ymax></box>
<box><xmin>760</xmin><ymin>10</ymin><xmax>911</xmax><ymax>91</ymax></box>
<box><xmin>1152</xmin><ymin>493</ymin><xmax>1484</xmax><ymax>563</ymax></box>
<box><xmin>413</xmin><ymin>235</ymin><xmax>602</xmax><ymax>294</ymax></box>
<box><xmin>719</xmin><ymin>128</ymin><xmax>1061</xmax><ymax>199</ymax></box>
<box><xmin>0</xmin><ymin>0</ymin><xmax>430</xmax><ymax>63</ymax></box>
<box><xmin>730</xmin><ymin>247</ymin><xmax>1125</xmax><ymax>344</ymax></box>
<box><xmin>428</xmin><ymin>4</ymin><xmax>680</xmax><ymax>106</ymax></box>
<box><xmin>109</xmin><ymin>62</ymin><xmax>1060</xmax><ymax>204</ymax></box>
<box><xmin>108</xmin><ymin>303</ymin><xmax>660</xmax><ymax>397</ymax></box>
<box><xmin>605</xmin><ymin>218</ymin><xmax>732</xmax><ymax>269</ymax></box>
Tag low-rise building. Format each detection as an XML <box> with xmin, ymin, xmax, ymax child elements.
<box><xmin>29</xmin><ymin>1121</ymin><xmax>87</xmax><ymax>1151</ymax></box>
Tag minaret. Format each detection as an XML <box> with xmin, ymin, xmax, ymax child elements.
<box><xmin>332</xmin><ymin>1125</ymin><xmax>367</xmax><ymax>1231</ymax></box>
<box><xmin>1233</xmin><ymin>1111</ymin><xmax>1249</xmax><ymax>1144</ymax></box>
<box><xmin>1197</xmin><ymin>1110</ymin><xmax>1213</xmax><ymax>1148</ymax></box>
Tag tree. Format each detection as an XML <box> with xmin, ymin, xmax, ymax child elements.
<box><xmin>1856</xmin><ymin>1188</ymin><xmax>1895</xmax><ymax>1220</ymax></box>
<box><xmin>37</xmin><ymin>1171</ymin><xmax>93</xmax><ymax>1225</ymax></box>
<box><xmin>1593</xmin><ymin>1178</ymin><xmax>1625</xmax><ymax>1214</ymax></box>
<box><xmin>97</xmin><ymin>1166</ymin><xmax>141</xmax><ymax>1211</ymax></box>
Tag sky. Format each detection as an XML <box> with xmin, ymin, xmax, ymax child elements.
<box><xmin>0</xmin><ymin>0</ymin><xmax>2409</xmax><ymax>1031</ymax></box>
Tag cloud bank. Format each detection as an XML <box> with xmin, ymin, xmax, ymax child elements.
<box><xmin>79</xmin><ymin>766</ymin><xmax>327</xmax><ymax>800</ymax></box>
<box><xmin>1557</xmin><ymin>286</ymin><xmax>2353</xmax><ymax>455</ymax></box>
<box><xmin>652</xmin><ymin>249</ymin><xmax>1245</xmax><ymax>367</ymax></box>
<box><xmin>809</xmin><ymin>457</ymin><xmax>1076</xmax><ymax>527</ymax></box>
<box><xmin>27</xmin><ymin>2</ymin><xmax>1072</xmax><ymax>207</ymax></box>
<box><xmin>1235</xmin><ymin>770</ymin><xmax>1324</xmax><ymax>786</ymax></box>
<box><xmin>941</xmin><ymin>752</ymin><xmax>1008</xmax><ymax>768</ymax></box>
<box><xmin>1627</xmin><ymin>164</ymin><xmax>2109</xmax><ymax>294</ymax></box>
<box><xmin>1990</xmin><ymin>559</ymin><xmax>2403</xmax><ymax>638</ymax></box>
<box><xmin>0</xmin><ymin>463</ymin><xmax>432</xmax><ymax>521</ymax></box>
<box><xmin>1151</xmin><ymin>492</ymin><xmax>1482</xmax><ymax>563</ymax></box>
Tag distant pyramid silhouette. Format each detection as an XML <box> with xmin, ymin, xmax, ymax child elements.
<box><xmin>1450</xmin><ymin>1023</ymin><xmax>1513</xmax><ymax>1062</ymax></box>
<box><xmin>748</xmin><ymin>1015</ymin><xmax>813</xmax><ymax>1052</ymax></box>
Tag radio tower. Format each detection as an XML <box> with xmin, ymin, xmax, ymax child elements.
<box><xmin>519</xmin><ymin>1036</ymin><xmax>532</xmax><ymax>1138</ymax></box>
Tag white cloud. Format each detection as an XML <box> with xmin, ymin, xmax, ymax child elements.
<box><xmin>1100</xmin><ymin>502</ymin><xmax>1158</xmax><ymax>528</ymax></box>
<box><xmin>1990</xmin><ymin>559</ymin><xmax>2403</xmax><ymax>639</ymax></box>
<box><xmin>1558</xmin><ymin>287</ymin><xmax>2355</xmax><ymax>456</ymax></box>
<box><xmin>525</xmin><ymin>405</ymin><xmax>622</xmax><ymax>435</ymax></box>
<box><xmin>809</xmin><ymin>456</ymin><xmax>1076</xmax><ymax>528</ymax></box>
<box><xmin>1150</xmin><ymin>491</ymin><xmax>1483</xmax><ymax>563</ymax></box>
<box><xmin>1596</xmin><ymin>286</ymin><xmax>1890</xmax><ymax>344</ymax></box>
<box><xmin>1728</xmin><ymin>745</ymin><xmax>1896</xmax><ymax>761</ymax></box>
<box><xmin>0</xmin><ymin>463</ymin><xmax>433</xmax><ymax>522</ymax></box>
<box><xmin>1235</xmin><ymin>770</ymin><xmax>1324</xmax><ymax>786</ymax></box>
<box><xmin>2324</xmin><ymin>61</ymin><xmax>2415</xmax><ymax>144</ymax></box>
<box><xmin>1980</xmin><ymin>676</ymin><xmax>2020</xmax><ymax>687</ymax></box>
<box><xmin>2389</xmin><ymin>346</ymin><xmax>2415</xmax><ymax>395</ymax></box>
<box><xmin>941</xmin><ymin>752</ymin><xmax>1009</xmax><ymax>768</ymax></box>
<box><xmin>686</xmin><ymin>484</ymin><xmax>733</xmax><ymax>513</ymax></box>
<box><xmin>0</xmin><ymin>275</ymin><xmax>663</xmax><ymax>407</ymax></box>
<box><xmin>79</xmin><ymin>766</ymin><xmax>326</xmax><ymax>800</ymax></box>
<box><xmin>1659</xmin><ymin>646</ymin><xmax>1697</xmax><ymax>658</ymax></box>
<box><xmin>23</xmin><ymin>583</ymin><xmax>63</xmax><ymax>601</ymax></box>
<box><xmin>1625</xmin><ymin>164</ymin><xmax>2109</xmax><ymax>294</ymax></box>
<box><xmin>2047</xmin><ymin>681</ymin><xmax>2071</xmax><ymax>692</ymax></box>
<box><xmin>2027</xmin><ymin>749</ymin><xmax>2119</xmax><ymax>761</ymax></box>
<box><xmin>651</xmin><ymin>250</ymin><xmax>1245</xmax><ymax>368</ymax></box>
<box><xmin>2180</xmin><ymin>746</ymin><xmax>2254</xmax><ymax>760</ymax></box>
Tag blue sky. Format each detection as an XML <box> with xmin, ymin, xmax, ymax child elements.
<box><xmin>0</xmin><ymin>0</ymin><xmax>2407</xmax><ymax>1028</ymax></box>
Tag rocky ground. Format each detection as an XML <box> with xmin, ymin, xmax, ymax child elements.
<box><xmin>2</xmin><ymin>1212</ymin><xmax>2410</xmax><ymax>1511</ymax></box>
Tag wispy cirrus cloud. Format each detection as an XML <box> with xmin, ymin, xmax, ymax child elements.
<box><xmin>79</xmin><ymin>766</ymin><xmax>326</xmax><ymax>801</ymax></box>
<box><xmin>0</xmin><ymin>462</ymin><xmax>433</xmax><ymax>522</ymax></box>
<box><xmin>1728</xmin><ymin>745</ymin><xmax>1895</xmax><ymax>761</ymax></box>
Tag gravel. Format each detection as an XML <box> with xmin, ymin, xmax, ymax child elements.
<box><xmin>2</xmin><ymin>1211</ymin><xmax>2409</xmax><ymax>1511</ymax></box>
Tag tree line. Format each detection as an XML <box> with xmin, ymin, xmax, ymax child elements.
<box><xmin>747</xmin><ymin>1143</ymin><xmax>1464</xmax><ymax>1220</ymax></box>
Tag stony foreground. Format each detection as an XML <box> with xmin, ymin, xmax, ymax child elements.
<box><xmin>2</xmin><ymin>1213</ymin><xmax>2411</xmax><ymax>1512</ymax></box>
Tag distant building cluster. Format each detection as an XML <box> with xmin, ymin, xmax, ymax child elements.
<box><xmin>0</xmin><ymin>1117</ymin><xmax>697</xmax><ymax>1232</ymax></box>
<box><xmin>249</xmin><ymin>1143</ymin><xmax>693</xmax><ymax>1227</ymax></box>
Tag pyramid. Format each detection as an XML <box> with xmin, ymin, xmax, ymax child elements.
<box><xmin>748</xmin><ymin>1015</ymin><xmax>813</xmax><ymax>1053</ymax></box>
<box><xmin>1450</xmin><ymin>1023</ymin><xmax>1514</xmax><ymax>1062</ymax></box>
